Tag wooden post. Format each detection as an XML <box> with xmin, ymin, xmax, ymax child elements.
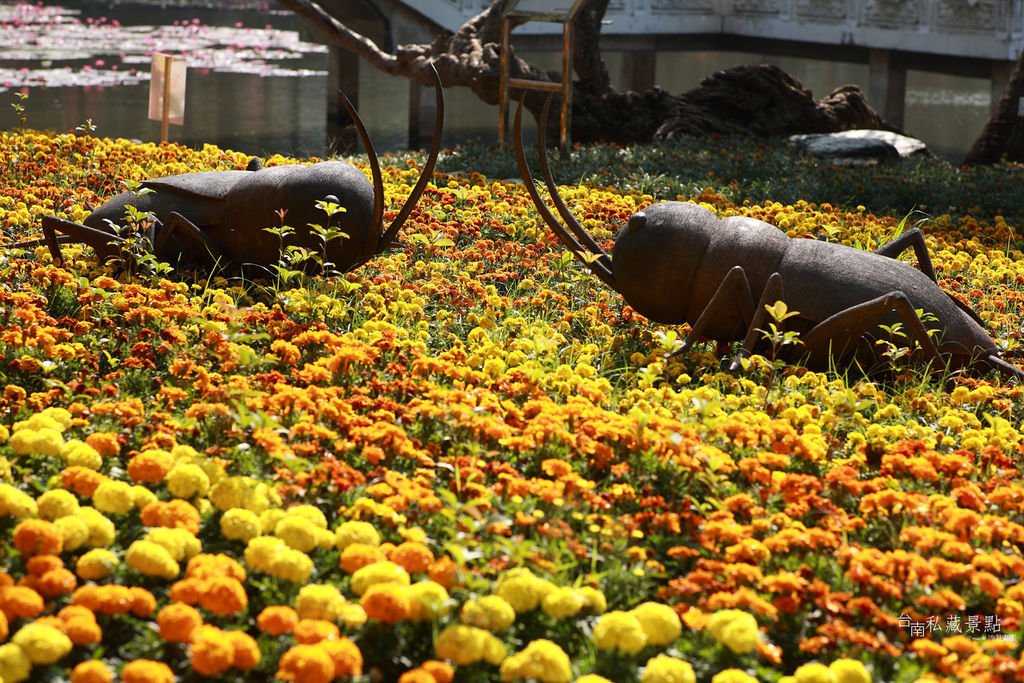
<box><xmin>161</xmin><ymin>54</ymin><xmax>172</xmax><ymax>143</ymax></box>
<box><xmin>868</xmin><ymin>49</ymin><xmax>906</xmax><ymax>129</ymax></box>
<box><xmin>498</xmin><ymin>15</ymin><xmax>512</xmax><ymax>147</ymax></box>
<box><xmin>559</xmin><ymin>19</ymin><xmax>573</xmax><ymax>152</ymax></box>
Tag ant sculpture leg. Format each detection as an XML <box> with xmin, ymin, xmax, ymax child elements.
<box><xmin>873</xmin><ymin>226</ymin><xmax>985</xmax><ymax>326</ymax></box>
<box><xmin>156</xmin><ymin>212</ymin><xmax>228</xmax><ymax>274</ymax></box>
<box><xmin>40</xmin><ymin>216</ymin><xmax>125</xmax><ymax>267</ymax></box>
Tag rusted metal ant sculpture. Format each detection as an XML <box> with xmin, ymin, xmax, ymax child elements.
<box><xmin>15</xmin><ymin>65</ymin><xmax>445</xmax><ymax>278</ymax></box>
<box><xmin>515</xmin><ymin>97</ymin><xmax>1024</xmax><ymax>381</ymax></box>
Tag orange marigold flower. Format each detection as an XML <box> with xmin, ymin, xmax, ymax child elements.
<box><xmin>257</xmin><ymin>605</ymin><xmax>299</xmax><ymax>635</ymax></box>
<box><xmin>340</xmin><ymin>543</ymin><xmax>386</xmax><ymax>574</ymax></box>
<box><xmin>169</xmin><ymin>577</ymin><xmax>205</xmax><ymax>605</ymax></box>
<box><xmin>427</xmin><ymin>556</ymin><xmax>457</xmax><ymax>590</ymax></box>
<box><xmin>186</xmin><ymin>553</ymin><xmax>246</xmax><ymax>581</ymax></box>
<box><xmin>0</xmin><ymin>609</ymin><xmax>8</xmax><ymax>642</ymax></box>
<box><xmin>130</xmin><ymin>587</ymin><xmax>157</xmax><ymax>617</ymax></box>
<box><xmin>26</xmin><ymin>555</ymin><xmax>64</xmax><ymax>576</ymax></box>
<box><xmin>294</xmin><ymin>618</ymin><xmax>340</xmax><ymax>644</ymax></box>
<box><xmin>361</xmin><ymin>584</ymin><xmax>411</xmax><ymax>625</ymax></box>
<box><xmin>60</xmin><ymin>466</ymin><xmax>107</xmax><ymax>497</ymax></box>
<box><xmin>422</xmin><ymin>660</ymin><xmax>455</xmax><ymax>683</ymax></box>
<box><xmin>0</xmin><ymin>584</ymin><xmax>45</xmax><ymax>620</ymax></box>
<box><xmin>389</xmin><ymin>542</ymin><xmax>435</xmax><ymax>574</ymax></box>
<box><xmin>127</xmin><ymin>450</ymin><xmax>174</xmax><ymax>483</ymax></box>
<box><xmin>122</xmin><ymin>659</ymin><xmax>175</xmax><ymax>683</ymax></box>
<box><xmin>85</xmin><ymin>432</ymin><xmax>120</xmax><ymax>459</ymax></box>
<box><xmin>140</xmin><ymin>499</ymin><xmax>201</xmax><ymax>534</ymax></box>
<box><xmin>276</xmin><ymin>644</ymin><xmax>336</xmax><ymax>683</ymax></box>
<box><xmin>320</xmin><ymin>637</ymin><xmax>363</xmax><ymax>678</ymax></box>
<box><xmin>70</xmin><ymin>660</ymin><xmax>114</xmax><ymax>683</ymax></box>
<box><xmin>198</xmin><ymin>576</ymin><xmax>248</xmax><ymax>616</ymax></box>
<box><xmin>191</xmin><ymin>625</ymin><xmax>235</xmax><ymax>676</ymax></box>
<box><xmin>64</xmin><ymin>616</ymin><xmax>102</xmax><ymax>646</ymax></box>
<box><xmin>158</xmin><ymin>603</ymin><xmax>203</xmax><ymax>643</ymax></box>
<box><xmin>70</xmin><ymin>584</ymin><xmax>102</xmax><ymax>611</ymax></box>
<box><xmin>13</xmin><ymin>518</ymin><xmax>63</xmax><ymax>556</ymax></box>
<box><xmin>36</xmin><ymin>568</ymin><xmax>77</xmax><ymax>598</ymax></box>
<box><xmin>226</xmin><ymin>630</ymin><xmax>261</xmax><ymax>670</ymax></box>
<box><xmin>398</xmin><ymin>671</ymin><xmax>436</xmax><ymax>683</ymax></box>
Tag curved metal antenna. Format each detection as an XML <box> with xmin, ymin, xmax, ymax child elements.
<box><xmin>337</xmin><ymin>85</ymin><xmax>385</xmax><ymax>252</ymax></box>
<box><xmin>536</xmin><ymin>95</ymin><xmax>614</xmax><ymax>275</ymax></box>
<box><xmin>379</xmin><ymin>62</ymin><xmax>445</xmax><ymax>248</ymax></box>
<box><xmin>513</xmin><ymin>97</ymin><xmax>616</xmax><ymax>288</ymax></box>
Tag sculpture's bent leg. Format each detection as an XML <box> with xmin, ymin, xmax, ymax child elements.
<box><xmin>799</xmin><ymin>290</ymin><xmax>942</xmax><ymax>369</ymax></box>
<box><xmin>158</xmin><ymin>212</ymin><xmax>228</xmax><ymax>274</ymax></box>
<box><xmin>41</xmin><ymin>216</ymin><xmax>124</xmax><ymax>267</ymax></box>
<box><xmin>670</xmin><ymin>265</ymin><xmax>759</xmax><ymax>359</ymax></box>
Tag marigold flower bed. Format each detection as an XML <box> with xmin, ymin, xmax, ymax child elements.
<box><xmin>0</xmin><ymin>129</ymin><xmax>1023</xmax><ymax>682</ymax></box>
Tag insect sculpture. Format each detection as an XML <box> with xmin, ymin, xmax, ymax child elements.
<box><xmin>17</xmin><ymin>65</ymin><xmax>445</xmax><ymax>278</ymax></box>
<box><xmin>514</xmin><ymin>97</ymin><xmax>1024</xmax><ymax>381</ymax></box>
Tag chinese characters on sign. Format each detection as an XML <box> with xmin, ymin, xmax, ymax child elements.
<box><xmin>898</xmin><ymin>613</ymin><xmax>1015</xmax><ymax>641</ymax></box>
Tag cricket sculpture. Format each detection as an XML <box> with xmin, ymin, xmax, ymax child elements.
<box><xmin>18</xmin><ymin>65</ymin><xmax>445</xmax><ymax>278</ymax></box>
<box><xmin>515</xmin><ymin>97</ymin><xmax>1024</xmax><ymax>381</ymax></box>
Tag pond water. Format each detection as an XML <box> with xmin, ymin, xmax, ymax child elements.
<box><xmin>0</xmin><ymin>1</ymin><xmax>994</xmax><ymax>161</ymax></box>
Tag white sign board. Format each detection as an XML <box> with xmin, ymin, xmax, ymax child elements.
<box><xmin>148</xmin><ymin>54</ymin><xmax>187</xmax><ymax>126</ymax></box>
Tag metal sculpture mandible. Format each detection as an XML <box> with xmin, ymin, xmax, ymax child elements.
<box><xmin>515</xmin><ymin>96</ymin><xmax>1024</xmax><ymax>381</ymax></box>
<box><xmin>19</xmin><ymin>65</ymin><xmax>445</xmax><ymax>278</ymax></box>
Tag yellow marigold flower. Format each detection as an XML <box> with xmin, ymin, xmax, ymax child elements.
<box><xmin>61</xmin><ymin>440</ymin><xmax>102</xmax><ymax>470</ymax></box>
<box><xmin>70</xmin><ymin>660</ymin><xmax>114</xmax><ymax>683</ymax></box>
<box><xmin>593</xmin><ymin>610</ymin><xmax>648</xmax><ymax>654</ymax></box>
<box><xmin>37</xmin><ymin>489</ymin><xmax>79</xmax><ymax>520</ymax></box>
<box><xmin>350</xmin><ymin>560</ymin><xmax>411</xmax><ymax>596</ymax></box>
<box><xmin>712</xmin><ymin>670</ymin><xmax>759</xmax><ymax>683</ymax></box>
<box><xmin>338</xmin><ymin>602</ymin><xmax>368</xmax><ymax>629</ymax></box>
<box><xmin>795</xmin><ymin>662</ymin><xmax>834</xmax><ymax>683</ymax></box>
<box><xmin>406</xmin><ymin>581</ymin><xmax>451</xmax><ymax>621</ymax></box>
<box><xmin>0</xmin><ymin>483</ymin><xmax>38</xmax><ymax>518</ymax></box>
<box><xmin>499</xmin><ymin>639</ymin><xmax>571</xmax><ymax>683</ymax></box>
<box><xmin>640</xmin><ymin>654</ymin><xmax>697</xmax><ymax>683</ymax></box>
<box><xmin>11</xmin><ymin>621</ymin><xmax>72</xmax><ymax>665</ymax></box>
<box><xmin>275</xmin><ymin>516</ymin><xmax>323</xmax><ymax>553</ymax></box>
<box><xmin>125</xmin><ymin>540</ymin><xmax>180</xmax><ymax>579</ymax></box>
<box><xmin>92</xmin><ymin>480</ymin><xmax>134</xmax><ymax>515</ymax></box>
<box><xmin>260</xmin><ymin>508</ymin><xmax>287</xmax><ymax>534</ymax></box>
<box><xmin>166</xmin><ymin>463</ymin><xmax>211</xmax><ymax>499</ymax></box>
<box><xmin>494</xmin><ymin>568</ymin><xmax>552</xmax><ymax>613</ymax></box>
<box><xmin>360</xmin><ymin>583</ymin><xmax>412</xmax><ymax>624</ymax></box>
<box><xmin>268</xmin><ymin>548</ymin><xmax>314</xmax><ymax>583</ymax></box>
<box><xmin>295</xmin><ymin>584</ymin><xmax>347</xmax><ymax>622</ymax></box>
<box><xmin>276</xmin><ymin>643</ymin><xmax>336</xmax><ymax>683</ymax></box>
<box><xmin>630</xmin><ymin>602</ymin><xmax>682</xmax><ymax>647</ymax></box>
<box><xmin>244</xmin><ymin>536</ymin><xmax>285</xmax><ymax>572</ymax></box>
<box><xmin>145</xmin><ymin>527</ymin><xmax>201</xmax><ymax>562</ymax></box>
<box><xmin>541</xmin><ymin>586</ymin><xmax>585</xmax><ymax>619</ymax></box>
<box><xmin>221</xmin><ymin>507</ymin><xmax>262</xmax><ymax>542</ymax></box>
<box><xmin>461</xmin><ymin>595</ymin><xmax>516</xmax><ymax>632</ymax></box>
<box><xmin>577</xmin><ymin>676</ymin><xmax>615</xmax><ymax>683</ymax></box>
<box><xmin>75</xmin><ymin>548</ymin><xmax>119</xmax><ymax>581</ymax></box>
<box><xmin>0</xmin><ymin>641</ymin><xmax>33</xmax><ymax>683</ymax></box>
<box><xmin>335</xmin><ymin>520</ymin><xmax>381</xmax><ymax>549</ymax></box>
<box><xmin>10</xmin><ymin>426</ymin><xmax>64</xmax><ymax>458</ymax></box>
<box><xmin>130</xmin><ymin>485</ymin><xmax>157</xmax><ymax>510</ymax></box>
<box><xmin>435</xmin><ymin>624</ymin><xmax>489</xmax><ymax>665</ymax></box>
<box><xmin>209</xmin><ymin>476</ymin><xmax>279</xmax><ymax>513</ymax></box>
<box><xmin>707</xmin><ymin>609</ymin><xmax>760</xmax><ymax>654</ymax></box>
<box><xmin>78</xmin><ymin>507</ymin><xmax>115</xmax><ymax>547</ymax></box>
<box><xmin>577</xmin><ymin>589</ymin><xmax>606</xmax><ymax>614</ymax></box>
<box><xmin>830</xmin><ymin>659</ymin><xmax>871</xmax><ymax>683</ymax></box>
<box><xmin>287</xmin><ymin>504</ymin><xmax>328</xmax><ymax>528</ymax></box>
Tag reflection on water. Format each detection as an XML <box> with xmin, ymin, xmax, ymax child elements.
<box><xmin>0</xmin><ymin>2</ymin><xmax>993</xmax><ymax>162</ymax></box>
